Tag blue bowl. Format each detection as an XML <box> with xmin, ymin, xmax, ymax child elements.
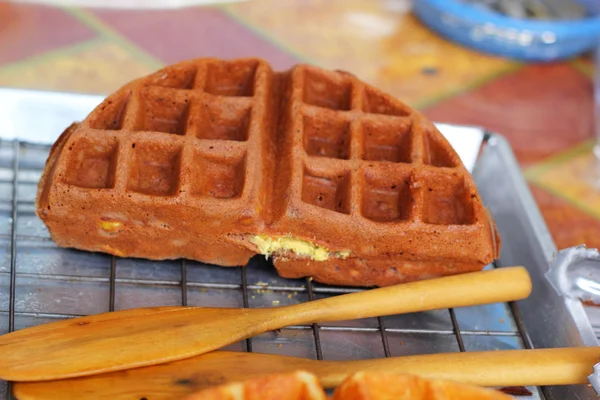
<box><xmin>412</xmin><ymin>0</ymin><xmax>600</xmax><ymax>62</ymax></box>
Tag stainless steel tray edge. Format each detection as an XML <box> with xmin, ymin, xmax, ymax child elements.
<box><xmin>473</xmin><ymin>132</ymin><xmax>598</xmax><ymax>399</ymax></box>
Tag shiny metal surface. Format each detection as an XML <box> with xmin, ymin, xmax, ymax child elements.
<box><xmin>590</xmin><ymin>362</ymin><xmax>600</xmax><ymax>396</ymax></box>
<box><xmin>0</xmin><ymin>88</ymin><xmax>103</xmax><ymax>145</ymax></box>
<box><xmin>0</xmin><ymin>89</ymin><xmax>597</xmax><ymax>399</ymax></box>
<box><xmin>9</xmin><ymin>0</ymin><xmax>243</xmax><ymax>9</ymax></box>
<box><xmin>473</xmin><ymin>133</ymin><xmax>598</xmax><ymax>399</ymax></box>
<box><xmin>546</xmin><ymin>245</ymin><xmax>600</xmax><ymax>305</ymax></box>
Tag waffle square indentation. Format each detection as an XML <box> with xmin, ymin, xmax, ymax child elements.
<box><xmin>191</xmin><ymin>152</ymin><xmax>246</xmax><ymax>199</ymax></box>
<box><xmin>87</xmin><ymin>94</ymin><xmax>128</xmax><ymax>131</ymax></box>
<box><xmin>303</xmin><ymin>69</ymin><xmax>352</xmax><ymax>111</ymax></box>
<box><xmin>302</xmin><ymin>169</ymin><xmax>350</xmax><ymax>214</ymax></box>
<box><xmin>363</xmin><ymin>119</ymin><xmax>412</xmax><ymax>163</ymax></box>
<box><xmin>127</xmin><ymin>142</ymin><xmax>182</xmax><ymax>196</ymax></box>
<box><xmin>137</xmin><ymin>88</ymin><xmax>190</xmax><ymax>135</ymax></box>
<box><xmin>362</xmin><ymin>169</ymin><xmax>412</xmax><ymax>222</ymax></box>
<box><xmin>362</xmin><ymin>87</ymin><xmax>410</xmax><ymax>117</ymax></box>
<box><xmin>146</xmin><ymin>65</ymin><xmax>197</xmax><ymax>89</ymax></box>
<box><xmin>421</xmin><ymin>173</ymin><xmax>475</xmax><ymax>225</ymax></box>
<box><xmin>193</xmin><ymin>100</ymin><xmax>251</xmax><ymax>142</ymax></box>
<box><xmin>64</xmin><ymin>137</ymin><xmax>118</xmax><ymax>189</ymax></box>
<box><xmin>423</xmin><ymin>130</ymin><xmax>459</xmax><ymax>168</ymax></box>
<box><xmin>204</xmin><ymin>60</ymin><xmax>258</xmax><ymax>97</ymax></box>
<box><xmin>303</xmin><ymin>114</ymin><xmax>350</xmax><ymax>159</ymax></box>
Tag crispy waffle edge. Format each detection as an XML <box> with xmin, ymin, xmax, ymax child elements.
<box><xmin>35</xmin><ymin>122</ymin><xmax>80</xmax><ymax>221</ymax></box>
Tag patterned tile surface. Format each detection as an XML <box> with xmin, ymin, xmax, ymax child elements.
<box><xmin>423</xmin><ymin>64</ymin><xmax>594</xmax><ymax>166</ymax></box>
<box><xmin>0</xmin><ymin>39</ymin><xmax>154</xmax><ymax>94</ymax></box>
<box><xmin>0</xmin><ymin>3</ymin><xmax>95</xmax><ymax>65</ymax></box>
<box><xmin>91</xmin><ymin>6</ymin><xmax>299</xmax><ymax>69</ymax></box>
<box><xmin>525</xmin><ymin>142</ymin><xmax>600</xmax><ymax>225</ymax></box>
<box><xmin>529</xmin><ymin>183</ymin><xmax>600</xmax><ymax>250</ymax></box>
<box><xmin>224</xmin><ymin>0</ymin><xmax>516</xmax><ymax>107</ymax></box>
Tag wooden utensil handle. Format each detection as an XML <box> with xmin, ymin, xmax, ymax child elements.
<box><xmin>12</xmin><ymin>347</ymin><xmax>597</xmax><ymax>400</ymax></box>
<box><xmin>286</xmin><ymin>267</ymin><xmax>531</xmax><ymax>323</ymax></box>
<box><xmin>316</xmin><ymin>346</ymin><xmax>600</xmax><ymax>388</ymax></box>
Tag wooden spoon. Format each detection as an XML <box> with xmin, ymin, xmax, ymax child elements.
<box><xmin>0</xmin><ymin>266</ymin><xmax>531</xmax><ymax>382</ymax></box>
<box><xmin>13</xmin><ymin>346</ymin><xmax>600</xmax><ymax>400</ymax></box>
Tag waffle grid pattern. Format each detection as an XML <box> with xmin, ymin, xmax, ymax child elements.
<box><xmin>291</xmin><ymin>66</ymin><xmax>477</xmax><ymax>226</ymax></box>
<box><xmin>60</xmin><ymin>59</ymin><xmax>267</xmax><ymax>206</ymax></box>
<box><xmin>56</xmin><ymin>59</ymin><xmax>480</xmax><ymax>229</ymax></box>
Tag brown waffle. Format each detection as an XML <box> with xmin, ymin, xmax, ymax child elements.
<box><xmin>183</xmin><ymin>371</ymin><xmax>512</xmax><ymax>400</ymax></box>
<box><xmin>36</xmin><ymin>57</ymin><xmax>501</xmax><ymax>287</ymax></box>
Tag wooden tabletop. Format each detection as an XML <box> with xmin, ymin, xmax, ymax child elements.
<box><xmin>0</xmin><ymin>0</ymin><xmax>597</xmax><ymax>251</ymax></box>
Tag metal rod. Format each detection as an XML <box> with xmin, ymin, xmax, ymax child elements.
<box><xmin>241</xmin><ymin>267</ymin><xmax>252</xmax><ymax>352</ymax></box>
<box><xmin>508</xmin><ymin>301</ymin><xmax>535</xmax><ymax>347</ymax></box>
<box><xmin>492</xmin><ymin>263</ymin><xmax>546</xmax><ymax>398</ymax></box>
<box><xmin>8</xmin><ymin>140</ymin><xmax>18</xmax><ymax>333</ymax></box>
<box><xmin>1</xmin><ymin>271</ymin><xmax>384</xmax><ymax>293</ymax></box>
<box><xmin>109</xmin><ymin>256</ymin><xmax>116</xmax><ymax>312</ymax></box>
<box><xmin>180</xmin><ymin>259</ymin><xmax>188</xmax><ymax>307</ymax></box>
<box><xmin>305</xmin><ymin>277</ymin><xmax>324</xmax><ymax>360</ymax></box>
<box><xmin>378</xmin><ymin>316</ymin><xmax>392</xmax><ymax>357</ymax></box>
<box><xmin>495</xmin><ymin>259</ymin><xmax>535</xmax><ymax>349</ymax></box>
<box><xmin>449</xmin><ymin>308</ymin><xmax>466</xmax><ymax>352</ymax></box>
<box><xmin>6</xmin><ymin>140</ymin><xmax>19</xmax><ymax>400</ymax></box>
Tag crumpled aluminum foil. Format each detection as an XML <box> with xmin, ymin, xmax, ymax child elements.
<box><xmin>545</xmin><ymin>245</ymin><xmax>600</xmax><ymax>395</ymax></box>
<box><xmin>589</xmin><ymin>363</ymin><xmax>600</xmax><ymax>397</ymax></box>
<box><xmin>546</xmin><ymin>245</ymin><xmax>600</xmax><ymax>305</ymax></box>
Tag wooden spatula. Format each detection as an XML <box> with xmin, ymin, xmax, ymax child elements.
<box><xmin>0</xmin><ymin>266</ymin><xmax>531</xmax><ymax>382</ymax></box>
<box><xmin>13</xmin><ymin>346</ymin><xmax>600</xmax><ymax>400</ymax></box>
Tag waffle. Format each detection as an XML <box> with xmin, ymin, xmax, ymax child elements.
<box><xmin>183</xmin><ymin>371</ymin><xmax>512</xmax><ymax>399</ymax></box>
<box><xmin>36</xmin><ymin>57</ymin><xmax>501</xmax><ymax>287</ymax></box>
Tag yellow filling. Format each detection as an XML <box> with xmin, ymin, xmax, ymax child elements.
<box><xmin>99</xmin><ymin>220</ymin><xmax>122</xmax><ymax>232</ymax></box>
<box><xmin>250</xmin><ymin>235</ymin><xmax>350</xmax><ymax>261</ymax></box>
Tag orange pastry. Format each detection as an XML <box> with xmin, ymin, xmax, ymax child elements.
<box><xmin>183</xmin><ymin>371</ymin><xmax>513</xmax><ymax>399</ymax></box>
<box><xmin>183</xmin><ymin>371</ymin><xmax>326</xmax><ymax>400</ymax></box>
<box><xmin>332</xmin><ymin>371</ymin><xmax>512</xmax><ymax>400</ymax></box>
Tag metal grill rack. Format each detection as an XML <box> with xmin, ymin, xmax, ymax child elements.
<box><xmin>0</xmin><ymin>125</ymin><xmax>597</xmax><ymax>400</ymax></box>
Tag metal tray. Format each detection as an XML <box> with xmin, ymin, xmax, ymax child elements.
<box><xmin>0</xmin><ymin>88</ymin><xmax>597</xmax><ymax>400</ymax></box>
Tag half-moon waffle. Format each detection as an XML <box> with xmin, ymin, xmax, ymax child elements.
<box><xmin>183</xmin><ymin>371</ymin><xmax>512</xmax><ymax>399</ymax></box>
<box><xmin>36</xmin><ymin>57</ymin><xmax>501</xmax><ymax>287</ymax></box>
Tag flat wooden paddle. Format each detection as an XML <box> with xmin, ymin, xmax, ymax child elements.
<box><xmin>0</xmin><ymin>266</ymin><xmax>531</xmax><ymax>382</ymax></box>
<box><xmin>13</xmin><ymin>346</ymin><xmax>600</xmax><ymax>400</ymax></box>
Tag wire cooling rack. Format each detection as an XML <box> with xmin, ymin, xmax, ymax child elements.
<box><xmin>0</xmin><ymin>138</ymin><xmax>550</xmax><ymax>400</ymax></box>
